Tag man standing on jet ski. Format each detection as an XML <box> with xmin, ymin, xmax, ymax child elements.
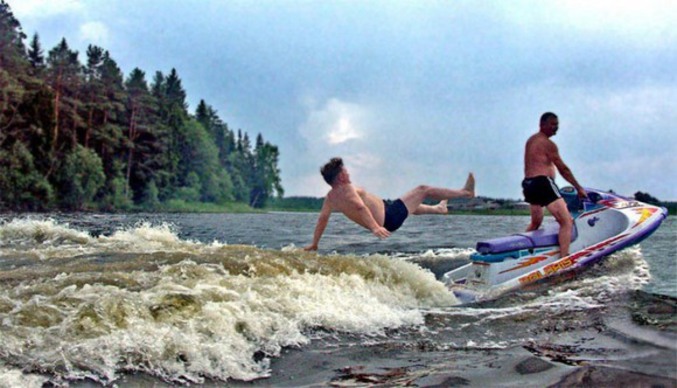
<box><xmin>523</xmin><ymin>112</ymin><xmax>588</xmax><ymax>257</ymax></box>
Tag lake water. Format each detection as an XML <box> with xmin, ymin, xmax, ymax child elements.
<box><xmin>0</xmin><ymin>212</ymin><xmax>674</xmax><ymax>387</ymax></box>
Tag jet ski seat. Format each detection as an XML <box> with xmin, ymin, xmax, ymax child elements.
<box><xmin>476</xmin><ymin>223</ymin><xmax>578</xmax><ymax>254</ymax></box>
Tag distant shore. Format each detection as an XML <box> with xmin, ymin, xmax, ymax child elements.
<box><xmin>1</xmin><ymin>199</ymin><xmax>674</xmax><ymax>216</ymax></box>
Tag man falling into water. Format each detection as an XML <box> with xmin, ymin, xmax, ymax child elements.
<box><xmin>523</xmin><ymin>112</ymin><xmax>587</xmax><ymax>257</ymax></box>
<box><xmin>304</xmin><ymin>157</ymin><xmax>475</xmax><ymax>251</ymax></box>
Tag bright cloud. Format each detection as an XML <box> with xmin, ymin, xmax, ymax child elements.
<box><xmin>299</xmin><ymin>98</ymin><xmax>368</xmax><ymax>148</ymax></box>
<box><xmin>79</xmin><ymin>21</ymin><xmax>109</xmax><ymax>46</ymax></box>
<box><xmin>328</xmin><ymin>116</ymin><xmax>360</xmax><ymax>145</ymax></box>
<box><xmin>294</xmin><ymin>97</ymin><xmax>396</xmax><ymax>195</ymax></box>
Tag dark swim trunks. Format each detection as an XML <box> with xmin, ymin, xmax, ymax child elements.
<box><xmin>383</xmin><ymin>199</ymin><xmax>409</xmax><ymax>232</ymax></box>
<box><xmin>522</xmin><ymin>176</ymin><xmax>562</xmax><ymax>206</ymax></box>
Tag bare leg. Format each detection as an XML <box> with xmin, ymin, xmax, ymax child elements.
<box><xmin>546</xmin><ymin>199</ymin><xmax>574</xmax><ymax>257</ymax></box>
<box><xmin>400</xmin><ymin>173</ymin><xmax>475</xmax><ymax>214</ymax></box>
<box><xmin>413</xmin><ymin>200</ymin><xmax>448</xmax><ymax>215</ymax></box>
<box><xmin>463</xmin><ymin>173</ymin><xmax>475</xmax><ymax>198</ymax></box>
<box><xmin>526</xmin><ymin>205</ymin><xmax>543</xmax><ymax>231</ymax></box>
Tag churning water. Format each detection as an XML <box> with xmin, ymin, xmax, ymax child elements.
<box><xmin>0</xmin><ymin>213</ymin><xmax>674</xmax><ymax>386</ymax></box>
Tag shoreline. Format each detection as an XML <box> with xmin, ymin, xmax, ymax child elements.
<box><xmin>1</xmin><ymin>206</ymin><xmax>674</xmax><ymax>216</ymax></box>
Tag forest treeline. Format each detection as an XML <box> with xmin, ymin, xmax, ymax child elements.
<box><xmin>0</xmin><ymin>1</ymin><xmax>283</xmax><ymax>212</ymax></box>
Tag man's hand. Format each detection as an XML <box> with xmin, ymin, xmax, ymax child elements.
<box><xmin>371</xmin><ymin>226</ymin><xmax>391</xmax><ymax>239</ymax></box>
<box><xmin>577</xmin><ymin>186</ymin><xmax>588</xmax><ymax>200</ymax></box>
<box><xmin>303</xmin><ymin>244</ymin><xmax>318</xmax><ymax>251</ymax></box>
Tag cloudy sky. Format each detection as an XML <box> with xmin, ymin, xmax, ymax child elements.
<box><xmin>7</xmin><ymin>0</ymin><xmax>677</xmax><ymax>200</ymax></box>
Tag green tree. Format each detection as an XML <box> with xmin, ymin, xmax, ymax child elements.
<box><xmin>250</xmin><ymin>133</ymin><xmax>283</xmax><ymax>207</ymax></box>
<box><xmin>141</xmin><ymin>179</ymin><xmax>161</xmax><ymax>210</ymax></box>
<box><xmin>45</xmin><ymin>38</ymin><xmax>84</xmax><ymax>160</ymax></box>
<box><xmin>0</xmin><ymin>142</ymin><xmax>53</xmax><ymax>210</ymax></box>
<box><xmin>99</xmin><ymin>160</ymin><xmax>132</xmax><ymax>211</ymax></box>
<box><xmin>125</xmin><ymin>67</ymin><xmax>166</xmax><ymax>202</ymax></box>
<box><xmin>178</xmin><ymin>119</ymin><xmax>233</xmax><ymax>203</ymax></box>
<box><xmin>152</xmin><ymin>69</ymin><xmax>190</xmax><ymax>198</ymax></box>
<box><xmin>175</xmin><ymin>171</ymin><xmax>201</xmax><ymax>202</ymax></box>
<box><xmin>0</xmin><ymin>0</ymin><xmax>29</xmax><ymax>134</ymax></box>
<box><xmin>26</xmin><ymin>32</ymin><xmax>44</xmax><ymax>73</ymax></box>
<box><xmin>228</xmin><ymin>130</ymin><xmax>254</xmax><ymax>202</ymax></box>
<box><xmin>194</xmin><ymin>100</ymin><xmax>234</xmax><ymax>202</ymax></box>
<box><xmin>93</xmin><ymin>51</ymin><xmax>126</xmax><ymax>173</ymax></box>
<box><xmin>57</xmin><ymin>145</ymin><xmax>105</xmax><ymax>210</ymax></box>
<box><xmin>0</xmin><ymin>1</ymin><xmax>54</xmax><ymax>210</ymax></box>
<box><xmin>82</xmin><ymin>44</ymin><xmax>105</xmax><ymax>147</ymax></box>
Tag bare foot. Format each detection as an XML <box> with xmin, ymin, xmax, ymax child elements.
<box><xmin>436</xmin><ymin>200</ymin><xmax>448</xmax><ymax>214</ymax></box>
<box><xmin>463</xmin><ymin>173</ymin><xmax>475</xmax><ymax>198</ymax></box>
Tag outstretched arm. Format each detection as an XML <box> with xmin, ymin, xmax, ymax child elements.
<box><xmin>551</xmin><ymin>144</ymin><xmax>587</xmax><ymax>198</ymax></box>
<box><xmin>304</xmin><ymin>200</ymin><xmax>331</xmax><ymax>251</ymax></box>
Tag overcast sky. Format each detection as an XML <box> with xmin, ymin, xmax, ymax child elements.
<box><xmin>7</xmin><ymin>0</ymin><xmax>676</xmax><ymax>200</ymax></box>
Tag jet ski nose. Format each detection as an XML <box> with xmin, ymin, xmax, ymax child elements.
<box><xmin>453</xmin><ymin>289</ymin><xmax>479</xmax><ymax>305</ymax></box>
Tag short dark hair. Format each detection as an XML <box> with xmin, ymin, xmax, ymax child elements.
<box><xmin>320</xmin><ymin>157</ymin><xmax>344</xmax><ymax>185</ymax></box>
<box><xmin>540</xmin><ymin>112</ymin><xmax>558</xmax><ymax>125</ymax></box>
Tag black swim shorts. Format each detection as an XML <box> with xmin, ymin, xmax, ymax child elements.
<box><xmin>383</xmin><ymin>199</ymin><xmax>409</xmax><ymax>232</ymax></box>
<box><xmin>522</xmin><ymin>176</ymin><xmax>562</xmax><ymax>206</ymax></box>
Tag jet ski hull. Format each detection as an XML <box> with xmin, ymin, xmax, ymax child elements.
<box><xmin>443</xmin><ymin>188</ymin><xmax>668</xmax><ymax>304</ymax></box>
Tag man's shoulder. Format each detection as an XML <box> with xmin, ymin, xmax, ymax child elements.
<box><xmin>326</xmin><ymin>185</ymin><xmax>350</xmax><ymax>201</ymax></box>
<box><xmin>528</xmin><ymin>133</ymin><xmax>555</xmax><ymax>148</ymax></box>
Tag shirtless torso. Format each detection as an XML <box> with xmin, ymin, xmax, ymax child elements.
<box><xmin>524</xmin><ymin>132</ymin><xmax>558</xmax><ymax>179</ymax></box>
<box><xmin>326</xmin><ymin>184</ymin><xmax>385</xmax><ymax>229</ymax></box>
<box><xmin>304</xmin><ymin>171</ymin><xmax>392</xmax><ymax>251</ymax></box>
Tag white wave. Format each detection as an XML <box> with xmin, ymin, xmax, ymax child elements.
<box><xmin>535</xmin><ymin>246</ymin><xmax>650</xmax><ymax>305</ymax></box>
<box><xmin>0</xmin><ymin>362</ymin><xmax>48</xmax><ymax>388</ymax></box>
<box><xmin>421</xmin><ymin>247</ymin><xmax>476</xmax><ymax>259</ymax></box>
<box><xmin>0</xmin><ymin>251</ymin><xmax>458</xmax><ymax>384</ymax></box>
<box><xmin>397</xmin><ymin>247</ymin><xmax>475</xmax><ymax>262</ymax></box>
<box><xmin>0</xmin><ymin>219</ymin><xmax>225</xmax><ymax>262</ymax></box>
<box><xmin>0</xmin><ymin>218</ymin><xmax>92</xmax><ymax>247</ymax></box>
<box><xmin>97</xmin><ymin>222</ymin><xmax>202</xmax><ymax>253</ymax></box>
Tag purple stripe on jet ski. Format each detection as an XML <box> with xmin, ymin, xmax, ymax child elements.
<box><xmin>476</xmin><ymin>223</ymin><xmax>577</xmax><ymax>254</ymax></box>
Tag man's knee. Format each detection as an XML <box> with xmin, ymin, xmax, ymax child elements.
<box><xmin>561</xmin><ymin>215</ymin><xmax>573</xmax><ymax>226</ymax></box>
<box><xmin>414</xmin><ymin>184</ymin><xmax>431</xmax><ymax>194</ymax></box>
<box><xmin>548</xmin><ymin>200</ymin><xmax>572</xmax><ymax>226</ymax></box>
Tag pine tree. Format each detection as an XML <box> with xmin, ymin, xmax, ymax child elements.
<box><xmin>250</xmin><ymin>133</ymin><xmax>283</xmax><ymax>207</ymax></box>
<box><xmin>95</xmin><ymin>51</ymin><xmax>126</xmax><ymax>165</ymax></box>
<box><xmin>195</xmin><ymin>99</ymin><xmax>231</xmax><ymax>169</ymax></box>
<box><xmin>0</xmin><ymin>1</ymin><xmax>54</xmax><ymax>210</ymax></box>
<box><xmin>45</xmin><ymin>38</ymin><xmax>84</xmax><ymax>158</ymax></box>
<box><xmin>0</xmin><ymin>0</ymin><xmax>29</xmax><ymax>132</ymax></box>
<box><xmin>83</xmin><ymin>44</ymin><xmax>105</xmax><ymax>148</ymax></box>
<box><xmin>125</xmin><ymin>67</ymin><xmax>165</xmax><ymax>202</ymax></box>
<box><xmin>26</xmin><ymin>33</ymin><xmax>44</xmax><ymax>73</ymax></box>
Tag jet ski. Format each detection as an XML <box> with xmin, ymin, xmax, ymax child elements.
<box><xmin>443</xmin><ymin>187</ymin><xmax>669</xmax><ymax>304</ymax></box>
